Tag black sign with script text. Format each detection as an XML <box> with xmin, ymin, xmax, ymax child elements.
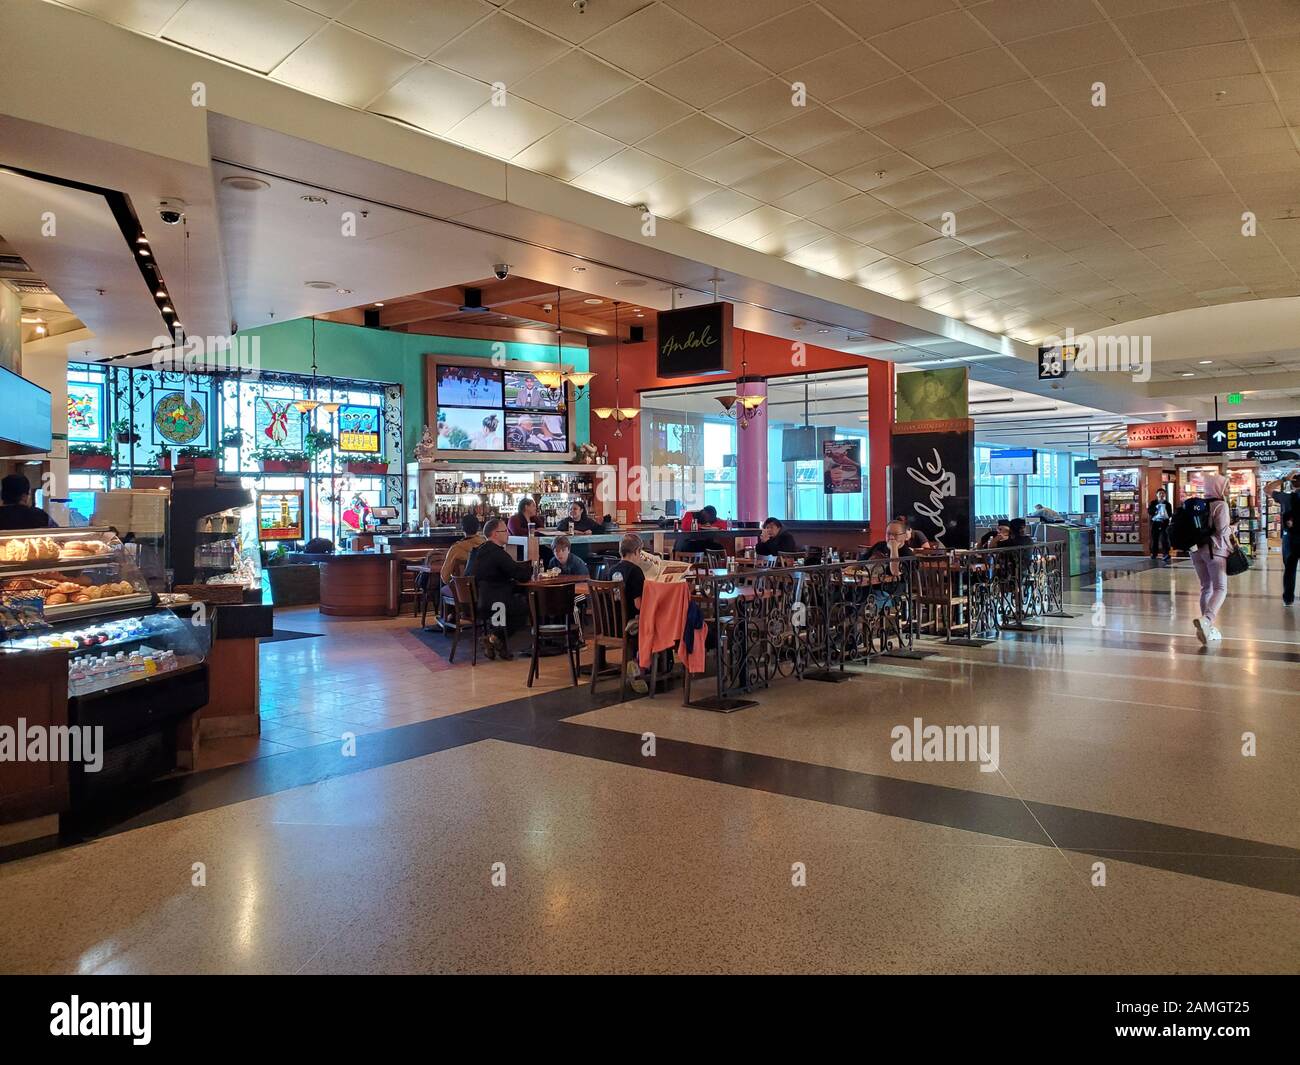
<box><xmin>1207</xmin><ymin>417</ymin><xmax>1300</xmax><ymax>453</ymax></box>
<box><xmin>656</xmin><ymin>302</ymin><xmax>733</xmax><ymax>377</ymax></box>
<box><xmin>890</xmin><ymin>429</ymin><xmax>973</xmax><ymax>549</ymax></box>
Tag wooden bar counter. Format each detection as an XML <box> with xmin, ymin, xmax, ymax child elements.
<box><xmin>292</xmin><ymin>551</ymin><xmax>401</xmax><ymax>616</ymax></box>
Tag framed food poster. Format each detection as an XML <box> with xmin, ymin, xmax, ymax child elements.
<box><xmin>822</xmin><ymin>439</ymin><xmax>862</xmax><ymax>495</ymax></box>
<box><xmin>66</xmin><ymin>382</ymin><xmax>106</xmax><ymax>442</ymax></box>
<box><xmin>152</xmin><ymin>388</ymin><xmax>209</xmax><ymax>446</ymax></box>
<box><xmin>337</xmin><ymin>404</ymin><xmax>381</xmax><ymax>454</ymax></box>
<box><xmin>255</xmin><ymin>396</ymin><xmax>304</xmax><ymax>451</ymax></box>
<box><xmin>257</xmin><ymin>490</ymin><xmax>305</xmax><ymax>541</ymax></box>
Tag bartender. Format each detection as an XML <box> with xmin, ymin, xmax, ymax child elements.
<box><xmin>556</xmin><ymin>500</ymin><xmax>600</xmax><ymax>534</ymax></box>
<box><xmin>0</xmin><ymin>474</ymin><xmax>57</xmax><ymax>530</ymax></box>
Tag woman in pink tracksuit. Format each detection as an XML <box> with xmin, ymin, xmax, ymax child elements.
<box><xmin>1191</xmin><ymin>472</ymin><xmax>1235</xmax><ymax>645</ymax></box>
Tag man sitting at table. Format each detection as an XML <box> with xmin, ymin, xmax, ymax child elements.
<box><xmin>755</xmin><ymin>516</ymin><xmax>798</xmax><ymax>558</ymax></box>
<box><xmin>1005</xmin><ymin>518</ymin><xmax>1035</xmax><ymax>547</ymax></box>
<box><xmin>858</xmin><ymin>520</ymin><xmax>914</xmax><ymax>607</ymax></box>
<box><xmin>556</xmin><ymin>500</ymin><xmax>600</xmax><ymax>534</ymax></box>
<box><xmin>440</xmin><ymin>513</ymin><xmax>485</xmax><ymax>585</ymax></box>
<box><xmin>466</xmin><ymin>517</ymin><xmax>533</xmax><ymax>660</ymax></box>
<box><xmin>977</xmin><ymin>520</ymin><xmax>1011</xmax><ymax>549</ymax></box>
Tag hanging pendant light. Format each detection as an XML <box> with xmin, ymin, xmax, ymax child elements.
<box><xmin>715</xmin><ymin>329</ymin><xmax>763</xmax><ymax>428</ymax></box>
<box><xmin>294</xmin><ymin>316</ymin><xmax>321</xmax><ymax>413</ymax></box>
<box><xmin>592</xmin><ymin>301</ymin><xmax>638</xmax><ymax>434</ymax></box>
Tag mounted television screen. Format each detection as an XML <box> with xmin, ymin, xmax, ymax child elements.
<box><xmin>989</xmin><ymin>448</ymin><xmax>1037</xmax><ymax>476</ymax></box>
<box><xmin>435</xmin><ymin>365</ymin><xmax>502</xmax><ymax>409</ymax></box>
<box><xmin>0</xmin><ymin>368</ymin><xmax>53</xmax><ymax>454</ymax></box>
<box><xmin>505</xmin><ymin>411</ymin><xmax>568</xmax><ymax>453</ymax></box>
<box><xmin>781</xmin><ymin>425</ymin><xmax>835</xmax><ymax>462</ymax></box>
<box><xmin>504</xmin><ymin>370</ymin><xmax>563</xmax><ymax>411</ymax></box>
<box><xmin>436</xmin><ymin>407</ymin><xmax>503</xmax><ymax>451</ymax></box>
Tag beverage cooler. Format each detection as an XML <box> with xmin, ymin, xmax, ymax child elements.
<box><xmin>0</xmin><ymin>527</ymin><xmax>211</xmax><ymax>818</ymax></box>
<box><xmin>1097</xmin><ymin>459</ymin><xmax>1174</xmax><ymax>556</ymax></box>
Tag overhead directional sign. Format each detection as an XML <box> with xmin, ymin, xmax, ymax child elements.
<box><xmin>1207</xmin><ymin>417</ymin><xmax>1300</xmax><ymax>454</ymax></box>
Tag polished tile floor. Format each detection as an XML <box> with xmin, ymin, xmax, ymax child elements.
<box><xmin>2</xmin><ymin>556</ymin><xmax>1297</xmax><ymax>973</ymax></box>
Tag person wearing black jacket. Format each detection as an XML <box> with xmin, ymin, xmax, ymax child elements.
<box><xmin>466</xmin><ymin>517</ymin><xmax>533</xmax><ymax>658</ymax></box>
<box><xmin>1004</xmin><ymin>518</ymin><xmax>1034</xmax><ymax>547</ymax></box>
<box><xmin>556</xmin><ymin>500</ymin><xmax>600</xmax><ymax>534</ymax></box>
<box><xmin>1271</xmin><ymin>476</ymin><xmax>1297</xmax><ymax>605</ymax></box>
<box><xmin>1148</xmin><ymin>489</ymin><xmax>1173</xmax><ymax>562</ymax></box>
<box><xmin>755</xmin><ymin>516</ymin><xmax>798</xmax><ymax>558</ymax></box>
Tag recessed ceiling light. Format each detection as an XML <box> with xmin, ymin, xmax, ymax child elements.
<box><xmin>373</xmin><ymin>302</ymin><xmax>384</xmax><ymax>307</ymax></box>
<box><xmin>138</xmin><ymin>249</ymin><xmax>150</xmax><ymax>257</ymax></box>
<box><xmin>583</xmin><ymin>298</ymin><xmax>602</xmax><ymax>305</ymax></box>
<box><xmin>304</xmin><ymin>281</ymin><xmax>335</xmax><ymax>289</ymax></box>
<box><xmin>161</xmin><ymin>305</ymin><xmax>173</xmax><ymax>313</ymax></box>
<box><xmin>817</xmin><ymin>328</ymin><xmax>830</xmax><ymax>334</ymax></box>
<box><xmin>135</xmin><ymin>236</ymin><xmax>148</xmax><ymax>244</ymax></box>
<box><xmin>336</xmin><ymin>288</ymin><xmax>352</xmax><ymax>295</ymax></box>
<box><xmin>572</xmin><ymin>266</ymin><xmax>586</xmax><ymax>272</ymax></box>
<box><xmin>1181</xmin><ymin>372</ymin><xmax>1195</xmax><ymax>377</ymax></box>
<box><xmin>222</xmin><ymin>175</ymin><xmax>270</xmax><ymax>192</ymax></box>
<box><xmin>1199</xmin><ymin>359</ymin><xmax>1213</xmax><ymax>364</ymax></box>
<box><xmin>299</xmin><ymin>194</ymin><xmax>329</xmax><ymax>205</ymax></box>
<box><xmin>155</xmin><ymin>289</ymin><xmax>166</xmax><ymax>298</ymax></box>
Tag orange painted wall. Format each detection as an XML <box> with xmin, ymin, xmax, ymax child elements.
<box><xmin>588</xmin><ymin>328</ymin><xmax>894</xmax><ymax>540</ymax></box>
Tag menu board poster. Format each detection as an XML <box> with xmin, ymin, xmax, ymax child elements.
<box><xmin>337</xmin><ymin>404</ymin><xmax>381</xmax><ymax>454</ymax></box>
<box><xmin>255</xmin><ymin>396</ymin><xmax>304</xmax><ymax>451</ymax></box>
<box><xmin>822</xmin><ymin>439</ymin><xmax>861</xmax><ymax>494</ymax></box>
<box><xmin>257</xmin><ymin>490</ymin><xmax>305</xmax><ymax>541</ymax></box>
<box><xmin>66</xmin><ymin>382</ymin><xmax>106</xmax><ymax>442</ymax></box>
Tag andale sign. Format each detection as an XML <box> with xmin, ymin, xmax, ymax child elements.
<box><xmin>656</xmin><ymin>302</ymin><xmax>733</xmax><ymax>378</ymax></box>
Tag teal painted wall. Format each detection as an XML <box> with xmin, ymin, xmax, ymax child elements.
<box><xmin>239</xmin><ymin>319</ymin><xmax>590</xmax><ymax>461</ymax></box>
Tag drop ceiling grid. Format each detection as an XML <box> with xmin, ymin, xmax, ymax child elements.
<box><xmin>63</xmin><ymin>0</ymin><xmax>1300</xmax><ymax>343</ymax></box>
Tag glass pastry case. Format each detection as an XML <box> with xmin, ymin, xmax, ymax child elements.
<box><xmin>192</xmin><ymin>503</ymin><xmax>261</xmax><ymax>592</ymax></box>
<box><xmin>0</xmin><ymin>526</ymin><xmax>211</xmax><ymax>798</ymax></box>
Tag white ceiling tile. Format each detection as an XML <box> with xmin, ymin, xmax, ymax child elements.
<box><xmin>579</xmin><ymin>84</ymin><xmax>693</xmax><ymax>142</ymax></box>
<box><xmin>660</xmin><ymin>0</ymin><xmax>795</xmax><ymax>37</ymax></box>
<box><xmin>368</xmin><ymin>63</ymin><xmax>491</xmax><ymax>134</ymax></box>
<box><xmin>637</xmin><ymin>171</ymin><xmax>721</xmax><ymax>217</ymax></box>
<box><xmin>432</xmin><ymin>12</ymin><xmax>569</xmax><ymax>85</ymax></box>
<box><xmin>733</xmin><ymin>160</ymin><xmax>822</xmax><ymax>200</ymax></box>
<box><xmin>773</xmin><ymin>178</ymin><xmax>858</xmax><ymax>215</ymax></box>
<box><xmin>647</xmin><ymin>46</ymin><xmax>768</xmax><ymax>109</ymax></box>
<box><xmin>691</xmin><ymin>139</ymin><xmax>788</xmax><ymax>185</ymax></box>
<box><xmin>163</xmin><ymin>0</ymin><xmax>325</xmax><ymax>73</ymax></box>
<box><xmin>505</xmin><ymin>0</ymin><xmax>653</xmax><ymax>43</ymax></box>
<box><xmin>569</xmin><ymin>148</ymin><xmax>678</xmax><ymax>202</ymax></box>
<box><xmin>712</xmin><ymin>205</ymin><xmax>801</xmax><ymax>245</ymax></box>
<box><xmin>638</xmin><ymin>114</ymin><xmax>743</xmax><ymax>166</ymax></box>
<box><xmin>676</xmin><ymin>188</ymin><xmax>765</xmax><ymax>231</ymax></box>
<box><xmin>340</xmin><ymin>0</ymin><xmax>492</xmax><ymax>58</ymax></box>
<box><xmin>782</xmin><ymin>44</ymin><xmax>899</xmax><ymax>100</ymax></box>
<box><xmin>870</xmin><ymin>10</ymin><xmax>992</xmax><ymax>69</ymax></box>
<box><xmin>445</xmin><ymin>96</ymin><xmax>565</xmax><ymax>159</ymax></box>
<box><xmin>708</xmin><ymin>79</ymin><xmax>808</xmax><ymax>134</ymax></box>
<box><xmin>61</xmin><ymin>0</ymin><xmax>187</xmax><ymax>35</ymax></box>
<box><xmin>511</xmin><ymin>123</ymin><xmax>622</xmax><ymax>181</ymax></box>
<box><xmin>752</xmin><ymin>107</ymin><xmax>857</xmax><ymax>154</ymax></box>
<box><xmin>730</xmin><ymin>5</ymin><xmax>851</xmax><ymax>70</ymax></box>
<box><xmin>584</xmin><ymin>4</ymin><xmax>706</xmax><ymax>77</ymax></box>
<box><xmin>272</xmin><ymin>24</ymin><xmax>418</xmax><ymax>107</ymax></box>
<box><xmin>514</xmin><ymin>51</ymin><xmax>635</xmax><ymax>118</ymax></box>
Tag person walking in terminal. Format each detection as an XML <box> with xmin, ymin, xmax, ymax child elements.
<box><xmin>1190</xmin><ymin>473</ymin><xmax>1235</xmax><ymax>645</ymax></box>
<box><xmin>1270</xmin><ymin>475</ymin><xmax>1297</xmax><ymax>606</ymax></box>
<box><xmin>1148</xmin><ymin>489</ymin><xmax>1173</xmax><ymax>562</ymax></box>
<box><xmin>466</xmin><ymin>517</ymin><xmax>533</xmax><ymax>659</ymax></box>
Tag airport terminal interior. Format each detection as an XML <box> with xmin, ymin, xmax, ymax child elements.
<box><xmin>0</xmin><ymin>0</ymin><xmax>1297</xmax><ymax>976</ymax></box>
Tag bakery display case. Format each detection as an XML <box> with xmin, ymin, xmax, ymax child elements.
<box><xmin>0</xmin><ymin>527</ymin><xmax>152</xmax><ymax>624</ymax></box>
<box><xmin>192</xmin><ymin>502</ymin><xmax>261</xmax><ymax>594</ymax></box>
<box><xmin>0</xmin><ymin>526</ymin><xmax>212</xmax><ymax>810</ymax></box>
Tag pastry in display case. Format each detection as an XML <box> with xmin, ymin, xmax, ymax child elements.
<box><xmin>0</xmin><ymin>527</ymin><xmax>152</xmax><ymax>623</ymax></box>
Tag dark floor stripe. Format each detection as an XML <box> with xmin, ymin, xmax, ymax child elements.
<box><xmin>513</xmin><ymin>722</ymin><xmax>1300</xmax><ymax>898</ymax></box>
<box><xmin>1002</xmin><ymin>627</ymin><xmax>1300</xmax><ymax>664</ymax></box>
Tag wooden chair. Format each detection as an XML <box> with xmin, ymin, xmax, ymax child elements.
<box><xmin>415</xmin><ymin>548</ymin><xmax>449</xmax><ymax>627</ymax></box>
<box><xmin>778</xmin><ymin>550</ymin><xmax>805</xmax><ymax>567</ymax></box>
<box><xmin>525</xmin><ymin>582</ymin><xmax>581</xmax><ymax>688</ymax></box>
<box><xmin>703</xmin><ymin>547</ymin><xmax>727</xmax><ymax>570</ymax></box>
<box><xmin>587</xmin><ymin>578</ymin><xmax>635</xmax><ymax>700</ymax></box>
<box><xmin>914</xmin><ymin>556</ymin><xmax>967</xmax><ymax>640</ymax></box>
<box><xmin>446</xmin><ymin>575</ymin><xmax>481</xmax><ymax>665</ymax></box>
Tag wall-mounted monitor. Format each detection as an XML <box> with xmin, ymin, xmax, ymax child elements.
<box><xmin>989</xmin><ymin>448</ymin><xmax>1037</xmax><ymax>476</ymax></box>
<box><xmin>435</xmin><ymin>365</ymin><xmax>502</xmax><ymax>409</ymax></box>
<box><xmin>257</xmin><ymin>490</ymin><xmax>305</xmax><ymax>542</ymax></box>
<box><xmin>0</xmin><ymin>367</ymin><xmax>53</xmax><ymax>455</ymax></box>
<box><xmin>781</xmin><ymin>425</ymin><xmax>835</xmax><ymax>462</ymax></box>
<box><xmin>425</xmin><ymin>356</ymin><xmax>576</xmax><ymax>461</ymax></box>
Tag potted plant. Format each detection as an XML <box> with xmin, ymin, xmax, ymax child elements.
<box><xmin>344</xmin><ymin>452</ymin><xmax>388</xmax><ymax>476</ymax></box>
<box><xmin>176</xmin><ymin>446</ymin><xmax>218</xmax><ymax>472</ymax></box>
<box><xmin>69</xmin><ymin>443</ymin><xmax>113</xmax><ymax>470</ymax></box>
<box><xmin>304</xmin><ymin>429</ymin><xmax>334</xmax><ymax>459</ymax></box>
<box><xmin>111</xmin><ymin>418</ymin><xmax>140</xmax><ymax>445</ymax></box>
<box><xmin>257</xmin><ymin>448</ymin><xmax>310</xmax><ymax>474</ymax></box>
<box><xmin>220</xmin><ymin>427</ymin><xmax>245</xmax><ymax>449</ymax></box>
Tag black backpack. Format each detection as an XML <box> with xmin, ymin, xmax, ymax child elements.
<box><xmin>1168</xmin><ymin>497</ymin><xmax>1218</xmax><ymax>551</ymax></box>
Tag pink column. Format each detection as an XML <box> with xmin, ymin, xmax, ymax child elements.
<box><xmin>736</xmin><ymin>376</ymin><xmax>768</xmax><ymax>522</ymax></box>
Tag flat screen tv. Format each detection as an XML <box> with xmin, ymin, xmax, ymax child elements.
<box><xmin>426</xmin><ymin>356</ymin><xmax>575</xmax><ymax>460</ymax></box>
<box><xmin>0</xmin><ymin>367</ymin><xmax>53</xmax><ymax>455</ymax></box>
<box><xmin>436</xmin><ymin>407</ymin><xmax>503</xmax><ymax>451</ymax></box>
<box><xmin>781</xmin><ymin>425</ymin><xmax>835</xmax><ymax>462</ymax></box>
<box><xmin>504</xmin><ymin>370</ymin><xmax>563</xmax><ymax>411</ymax></box>
<box><xmin>435</xmin><ymin>365</ymin><xmax>502</xmax><ymax>409</ymax></box>
<box><xmin>989</xmin><ymin>449</ymin><xmax>1036</xmax><ymax>476</ymax></box>
<box><xmin>505</xmin><ymin>411</ymin><xmax>568</xmax><ymax>453</ymax></box>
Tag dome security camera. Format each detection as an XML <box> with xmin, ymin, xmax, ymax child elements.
<box><xmin>158</xmin><ymin>198</ymin><xmax>188</xmax><ymax>225</ymax></box>
<box><xmin>492</xmin><ymin>263</ymin><xmax>511</xmax><ymax>280</ymax></box>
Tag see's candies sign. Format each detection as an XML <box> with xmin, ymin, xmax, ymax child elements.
<box><xmin>1124</xmin><ymin>420</ymin><xmax>1198</xmax><ymax>449</ymax></box>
